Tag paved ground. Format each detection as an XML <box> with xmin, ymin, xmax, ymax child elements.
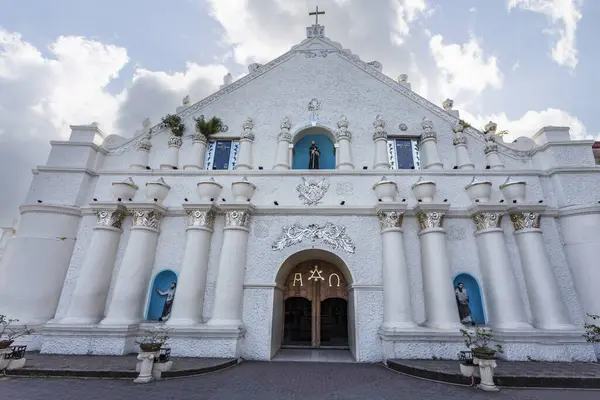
<box><xmin>2</xmin><ymin>361</ymin><xmax>600</xmax><ymax>400</ymax></box>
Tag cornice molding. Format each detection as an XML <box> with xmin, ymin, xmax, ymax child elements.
<box><xmin>20</xmin><ymin>203</ymin><xmax>82</xmax><ymax>217</ymax></box>
<box><xmin>557</xmin><ymin>204</ymin><xmax>600</xmax><ymax>218</ymax></box>
<box><xmin>35</xmin><ymin>166</ymin><xmax>98</xmax><ymax>176</ymax></box>
<box><xmin>49</xmin><ymin>141</ymin><xmax>108</xmax><ymax>155</ymax></box>
<box><xmin>531</xmin><ymin>140</ymin><xmax>596</xmax><ymax>154</ymax></box>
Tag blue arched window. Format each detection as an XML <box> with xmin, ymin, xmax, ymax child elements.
<box><xmin>453</xmin><ymin>273</ymin><xmax>486</xmax><ymax>325</ymax></box>
<box><xmin>292</xmin><ymin>131</ymin><xmax>335</xmax><ymax>170</ymax></box>
<box><xmin>147</xmin><ymin>270</ymin><xmax>178</xmax><ymax>321</ymax></box>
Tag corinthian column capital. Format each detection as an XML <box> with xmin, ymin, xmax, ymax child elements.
<box><xmin>417</xmin><ymin>211</ymin><xmax>445</xmax><ymax>230</ymax></box>
<box><xmin>91</xmin><ymin>203</ymin><xmax>127</xmax><ymax>230</ymax></box>
<box><xmin>377</xmin><ymin>210</ymin><xmax>404</xmax><ymax>230</ymax></box>
<box><xmin>472</xmin><ymin>212</ymin><xmax>503</xmax><ymax>231</ymax></box>
<box><xmin>184</xmin><ymin>205</ymin><xmax>217</xmax><ymax>230</ymax></box>
<box><xmin>509</xmin><ymin>212</ymin><xmax>541</xmax><ymax>231</ymax></box>
<box><xmin>127</xmin><ymin>203</ymin><xmax>167</xmax><ymax>230</ymax></box>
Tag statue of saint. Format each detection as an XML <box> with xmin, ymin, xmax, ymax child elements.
<box><xmin>308</xmin><ymin>141</ymin><xmax>320</xmax><ymax>169</ymax></box>
<box><xmin>455</xmin><ymin>282</ymin><xmax>475</xmax><ymax>326</ymax></box>
<box><xmin>157</xmin><ymin>282</ymin><xmax>177</xmax><ymax>321</ymax></box>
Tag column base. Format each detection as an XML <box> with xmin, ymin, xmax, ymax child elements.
<box><xmin>206</xmin><ymin>318</ymin><xmax>245</xmax><ymax>330</ymax></box>
<box><xmin>423</xmin><ymin>162</ymin><xmax>443</xmax><ymax>169</ymax></box>
<box><xmin>130</xmin><ymin>164</ymin><xmax>147</xmax><ymax>170</ymax></box>
<box><xmin>337</xmin><ymin>163</ymin><xmax>354</xmax><ymax>170</ymax></box>
<box><xmin>457</xmin><ymin>163</ymin><xmax>475</xmax><ymax>170</ymax></box>
<box><xmin>165</xmin><ymin>317</ymin><xmax>202</xmax><ymax>327</ymax></box>
<box><xmin>99</xmin><ymin>317</ymin><xmax>141</xmax><ymax>327</ymax></box>
<box><xmin>379</xmin><ymin>322</ymin><xmax>419</xmax><ymax>332</ymax></box>
<box><xmin>373</xmin><ymin>163</ymin><xmax>390</xmax><ymax>170</ymax></box>
<box><xmin>159</xmin><ymin>164</ymin><xmax>176</xmax><ymax>170</ymax></box>
<box><xmin>57</xmin><ymin>317</ymin><xmax>102</xmax><ymax>325</ymax></box>
<box><xmin>183</xmin><ymin>165</ymin><xmax>202</xmax><ymax>170</ymax></box>
<box><xmin>235</xmin><ymin>164</ymin><xmax>252</xmax><ymax>170</ymax></box>
<box><xmin>273</xmin><ymin>164</ymin><xmax>290</xmax><ymax>170</ymax></box>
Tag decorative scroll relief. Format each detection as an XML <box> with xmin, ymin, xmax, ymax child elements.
<box><xmin>510</xmin><ymin>212</ymin><xmax>541</xmax><ymax>231</ymax></box>
<box><xmin>225</xmin><ymin>209</ymin><xmax>252</xmax><ymax>229</ymax></box>
<box><xmin>296</xmin><ymin>177</ymin><xmax>329</xmax><ymax>206</ymax></box>
<box><xmin>472</xmin><ymin>212</ymin><xmax>503</xmax><ymax>231</ymax></box>
<box><xmin>186</xmin><ymin>209</ymin><xmax>216</xmax><ymax>230</ymax></box>
<box><xmin>131</xmin><ymin>209</ymin><xmax>164</xmax><ymax>229</ymax></box>
<box><xmin>453</xmin><ymin>135</ymin><xmax>467</xmax><ymax>146</ymax></box>
<box><xmin>272</xmin><ymin>223</ymin><xmax>356</xmax><ymax>254</ymax></box>
<box><xmin>417</xmin><ymin>211</ymin><xmax>445</xmax><ymax>230</ymax></box>
<box><xmin>95</xmin><ymin>209</ymin><xmax>125</xmax><ymax>229</ymax></box>
<box><xmin>377</xmin><ymin>210</ymin><xmax>404</xmax><ymax>230</ymax></box>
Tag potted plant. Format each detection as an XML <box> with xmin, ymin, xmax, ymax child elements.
<box><xmin>0</xmin><ymin>315</ymin><xmax>34</xmax><ymax>349</ymax></box>
<box><xmin>162</xmin><ymin>114</ymin><xmax>186</xmax><ymax>137</ymax></box>
<box><xmin>194</xmin><ymin>116</ymin><xmax>223</xmax><ymax>139</ymax></box>
<box><xmin>136</xmin><ymin>324</ymin><xmax>170</xmax><ymax>352</ymax></box>
<box><xmin>460</xmin><ymin>327</ymin><xmax>503</xmax><ymax>360</ymax></box>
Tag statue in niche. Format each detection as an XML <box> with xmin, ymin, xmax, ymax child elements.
<box><xmin>308</xmin><ymin>141</ymin><xmax>320</xmax><ymax>169</ymax></box>
<box><xmin>455</xmin><ymin>282</ymin><xmax>475</xmax><ymax>326</ymax></box>
<box><xmin>157</xmin><ymin>282</ymin><xmax>177</xmax><ymax>321</ymax></box>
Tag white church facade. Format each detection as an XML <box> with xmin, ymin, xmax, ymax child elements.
<box><xmin>1</xmin><ymin>21</ymin><xmax>600</xmax><ymax>363</ymax></box>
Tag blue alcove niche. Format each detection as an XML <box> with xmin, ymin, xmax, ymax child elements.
<box><xmin>453</xmin><ymin>273</ymin><xmax>486</xmax><ymax>325</ymax></box>
<box><xmin>146</xmin><ymin>270</ymin><xmax>178</xmax><ymax>321</ymax></box>
<box><xmin>292</xmin><ymin>129</ymin><xmax>336</xmax><ymax>170</ymax></box>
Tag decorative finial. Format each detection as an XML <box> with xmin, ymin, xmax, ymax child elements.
<box><xmin>142</xmin><ymin>118</ymin><xmax>152</xmax><ymax>129</ymax></box>
<box><xmin>373</xmin><ymin>114</ymin><xmax>385</xmax><ymax>129</ymax></box>
<box><xmin>398</xmin><ymin>74</ymin><xmax>408</xmax><ymax>83</ymax></box>
<box><xmin>309</xmin><ymin>5</ymin><xmax>325</xmax><ymax>25</ymax></box>
<box><xmin>280</xmin><ymin>117</ymin><xmax>291</xmax><ymax>130</ymax></box>
<box><xmin>442</xmin><ymin>99</ymin><xmax>454</xmax><ymax>110</ymax></box>
<box><xmin>337</xmin><ymin>115</ymin><xmax>349</xmax><ymax>129</ymax></box>
<box><xmin>484</xmin><ymin>121</ymin><xmax>497</xmax><ymax>134</ymax></box>
<box><xmin>182</xmin><ymin>95</ymin><xmax>190</xmax><ymax>106</ymax></box>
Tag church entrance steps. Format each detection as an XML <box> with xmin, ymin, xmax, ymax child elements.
<box><xmin>4</xmin><ymin>353</ymin><xmax>238</xmax><ymax>379</ymax></box>
<box><xmin>272</xmin><ymin>348</ymin><xmax>354</xmax><ymax>363</ymax></box>
<box><xmin>387</xmin><ymin>359</ymin><xmax>600</xmax><ymax>389</ymax></box>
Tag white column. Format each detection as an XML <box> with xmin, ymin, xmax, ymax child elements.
<box><xmin>131</xmin><ymin>135</ymin><xmax>152</xmax><ymax>170</ymax></box>
<box><xmin>274</xmin><ymin>117</ymin><xmax>292</xmax><ymax>170</ymax></box>
<box><xmin>208</xmin><ymin>206</ymin><xmax>253</xmax><ymax>328</ymax></box>
<box><xmin>236</xmin><ymin>118</ymin><xmax>254</xmax><ymax>170</ymax></box>
<box><xmin>335</xmin><ymin>115</ymin><xmax>354</xmax><ymax>170</ymax></box>
<box><xmin>416</xmin><ymin>205</ymin><xmax>461</xmax><ymax>329</ymax></box>
<box><xmin>183</xmin><ymin>135</ymin><xmax>207</xmax><ymax>170</ymax></box>
<box><xmin>160</xmin><ymin>135</ymin><xmax>182</xmax><ymax>170</ymax></box>
<box><xmin>60</xmin><ymin>205</ymin><xmax>126</xmax><ymax>324</ymax></box>
<box><xmin>376</xmin><ymin>207</ymin><xmax>416</xmax><ymax>329</ymax></box>
<box><xmin>508</xmin><ymin>206</ymin><xmax>572</xmax><ymax>329</ymax></box>
<box><xmin>452</xmin><ymin>123</ymin><xmax>474</xmax><ymax>169</ymax></box>
<box><xmin>558</xmin><ymin>205</ymin><xmax>600</xmax><ymax>323</ymax></box>
<box><xmin>420</xmin><ymin>119</ymin><xmax>443</xmax><ymax>169</ymax></box>
<box><xmin>167</xmin><ymin>205</ymin><xmax>217</xmax><ymax>326</ymax></box>
<box><xmin>469</xmin><ymin>206</ymin><xmax>531</xmax><ymax>329</ymax></box>
<box><xmin>100</xmin><ymin>204</ymin><xmax>166</xmax><ymax>326</ymax></box>
<box><xmin>372</xmin><ymin>115</ymin><xmax>390</xmax><ymax>170</ymax></box>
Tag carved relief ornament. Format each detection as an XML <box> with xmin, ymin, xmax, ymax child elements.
<box><xmin>168</xmin><ymin>135</ymin><xmax>183</xmax><ymax>147</ymax></box>
<box><xmin>131</xmin><ymin>209</ymin><xmax>164</xmax><ymax>229</ymax></box>
<box><xmin>417</xmin><ymin>211</ymin><xmax>445</xmax><ymax>230</ymax></box>
<box><xmin>225</xmin><ymin>209</ymin><xmax>252</xmax><ymax>228</ymax></box>
<box><xmin>272</xmin><ymin>223</ymin><xmax>355</xmax><ymax>254</ymax></box>
<box><xmin>472</xmin><ymin>212</ymin><xmax>503</xmax><ymax>231</ymax></box>
<box><xmin>296</xmin><ymin>177</ymin><xmax>329</xmax><ymax>206</ymax></box>
<box><xmin>186</xmin><ymin>208</ymin><xmax>216</xmax><ymax>230</ymax></box>
<box><xmin>335</xmin><ymin>115</ymin><xmax>352</xmax><ymax>140</ymax></box>
<box><xmin>95</xmin><ymin>209</ymin><xmax>125</xmax><ymax>229</ymax></box>
<box><xmin>241</xmin><ymin>118</ymin><xmax>255</xmax><ymax>141</ymax></box>
<box><xmin>510</xmin><ymin>212</ymin><xmax>541</xmax><ymax>231</ymax></box>
<box><xmin>376</xmin><ymin>210</ymin><xmax>404</xmax><ymax>230</ymax></box>
<box><xmin>421</xmin><ymin>118</ymin><xmax>437</xmax><ymax>141</ymax></box>
<box><xmin>372</xmin><ymin>115</ymin><xmax>387</xmax><ymax>141</ymax></box>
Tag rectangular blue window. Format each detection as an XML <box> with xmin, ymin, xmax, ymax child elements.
<box><xmin>212</xmin><ymin>140</ymin><xmax>231</xmax><ymax>170</ymax></box>
<box><xmin>387</xmin><ymin>138</ymin><xmax>421</xmax><ymax>170</ymax></box>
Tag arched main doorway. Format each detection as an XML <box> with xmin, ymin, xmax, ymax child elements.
<box><xmin>282</xmin><ymin>260</ymin><xmax>349</xmax><ymax>348</ymax></box>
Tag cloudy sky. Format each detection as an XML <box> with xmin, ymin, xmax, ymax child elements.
<box><xmin>0</xmin><ymin>0</ymin><xmax>596</xmax><ymax>224</ymax></box>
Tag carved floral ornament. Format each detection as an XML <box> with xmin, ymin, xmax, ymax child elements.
<box><xmin>335</xmin><ymin>115</ymin><xmax>352</xmax><ymax>140</ymax></box>
<box><xmin>510</xmin><ymin>212</ymin><xmax>541</xmax><ymax>231</ymax></box>
<box><xmin>471</xmin><ymin>212</ymin><xmax>503</xmax><ymax>231</ymax></box>
<box><xmin>241</xmin><ymin>117</ymin><xmax>255</xmax><ymax>141</ymax></box>
<box><xmin>131</xmin><ymin>209</ymin><xmax>164</xmax><ymax>229</ymax></box>
<box><xmin>168</xmin><ymin>135</ymin><xmax>183</xmax><ymax>147</ymax></box>
<box><xmin>278</xmin><ymin>117</ymin><xmax>292</xmax><ymax>142</ymax></box>
<box><xmin>420</xmin><ymin>118</ymin><xmax>437</xmax><ymax>141</ymax></box>
<box><xmin>372</xmin><ymin>115</ymin><xmax>387</xmax><ymax>141</ymax></box>
<box><xmin>416</xmin><ymin>211</ymin><xmax>445</xmax><ymax>230</ymax></box>
<box><xmin>95</xmin><ymin>209</ymin><xmax>125</xmax><ymax>229</ymax></box>
<box><xmin>225</xmin><ymin>209</ymin><xmax>252</xmax><ymax>228</ymax></box>
<box><xmin>186</xmin><ymin>209</ymin><xmax>216</xmax><ymax>230</ymax></box>
<box><xmin>376</xmin><ymin>210</ymin><xmax>404</xmax><ymax>230</ymax></box>
<box><xmin>272</xmin><ymin>222</ymin><xmax>355</xmax><ymax>254</ymax></box>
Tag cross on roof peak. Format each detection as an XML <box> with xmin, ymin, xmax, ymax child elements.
<box><xmin>309</xmin><ymin>5</ymin><xmax>325</xmax><ymax>25</ymax></box>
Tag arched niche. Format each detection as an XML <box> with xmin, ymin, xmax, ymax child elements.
<box><xmin>146</xmin><ymin>269</ymin><xmax>178</xmax><ymax>321</ymax></box>
<box><xmin>453</xmin><ymin>273</ymin><xmax>486</xmax><ymax>325</ymax></box>
<box><xmin>292</xmin><ymin>126</ymin><xmax>336</xmax><ymax>170</ymax></box>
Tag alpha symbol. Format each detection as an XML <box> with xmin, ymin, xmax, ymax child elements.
<box><xmin>308</xmin><ymin>265</ymin><xmax>325</xmax><ymax>282</ymax></box>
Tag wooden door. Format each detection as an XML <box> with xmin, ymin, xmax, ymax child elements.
<box><xmin>282</xmin><ymin>260</ymin><xmax>348</xmax><ymax>348</ymax></box>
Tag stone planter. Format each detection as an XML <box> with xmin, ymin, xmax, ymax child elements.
<box><xmin>134</xmin><ymin>350</ymin><xmax>159</xmax><ymax>384</ymax></box>
<box><xmin>197</xmin><ymin>178</ymin><xmax>223</xmax><ymax>201</ymax></box>
<box><xmin>112</xmin><ymin>177</ymin><xmax>138</xmax><ymax>200</ymax></box>
<box><xmin>139</xmin><ymin>343</ymin><xmax>162</xmax><ymax>352</ymax></box>
<box><xmin>372</xmin><ymin>177</ymin><xmax>397</xmax><ymax>202</ymax></box>
<box><xmin>459</xmin><ymin>362</ymin><xmax>478</xmax><ymax>378</ymax></box>
<box><xmin>499</xmin><ymin>177</ymin><xmax>526</xmax><ymax>203</ymax></box>
<box><xmin>411</xmin><ymin>177</ymin><xmax>436</xmax><ymax>203</ymax></box>
<box><xmin>473</xmin><ymin>356</ymin><xmax>499</xmax><ymax>391</ymax></box>
<box><xmin>146</xmin><ymin>177</ymin><xmax>171</xmax><ymax>203</ymax></box>
<box><xmin>465</xmin><ymin>177</ymin><xmax>492</xmax><ymax>203</ymax></box>
<box><xmin>0</xmin><ymin>348</ymin><xmax>11</xmax><ymax>370</ymax></box>
<box><xmin>231</xmin><ymin>178</ymin><xmax>256</xmax><ymax>202</ymax></box>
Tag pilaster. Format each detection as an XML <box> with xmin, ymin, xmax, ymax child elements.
<box><xmin>236</xmin><ymin>118</ymin><xmax>255</xmax><ymax>170</ymax></box>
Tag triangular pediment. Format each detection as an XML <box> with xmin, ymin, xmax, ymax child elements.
<box><xmin>104</xmin><ymin>27</ymin><xmax>528</xmax><ymax>159</ymax></box>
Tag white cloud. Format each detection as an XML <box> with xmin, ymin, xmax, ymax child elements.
<box><xmin>391</xmin><ymin>0</ymin><xmax>428</xmax><ymax>45</ymax></box>
<box><xmin>0</xmin><ymin>29</ymin><xmax>226</xmax><ymax>224</ymax></box>
<box><xmin>460</xmin><ymin>107</ymin><xmax>592</xmax><ymax>140</ymax></box>
<box><xmin>508</xmin><ymin>0</ymin><xmax>582</xmax><ymax>69</ymax></box>
<box><xmin>512</xmin><ymin>60</ymin><xmax>520</xmax><ymax>71</ymax></box>
<box><xmin>429</xmin><ymin>34</ymin><xmax>503</xmax><ymax>100</ymax></box>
